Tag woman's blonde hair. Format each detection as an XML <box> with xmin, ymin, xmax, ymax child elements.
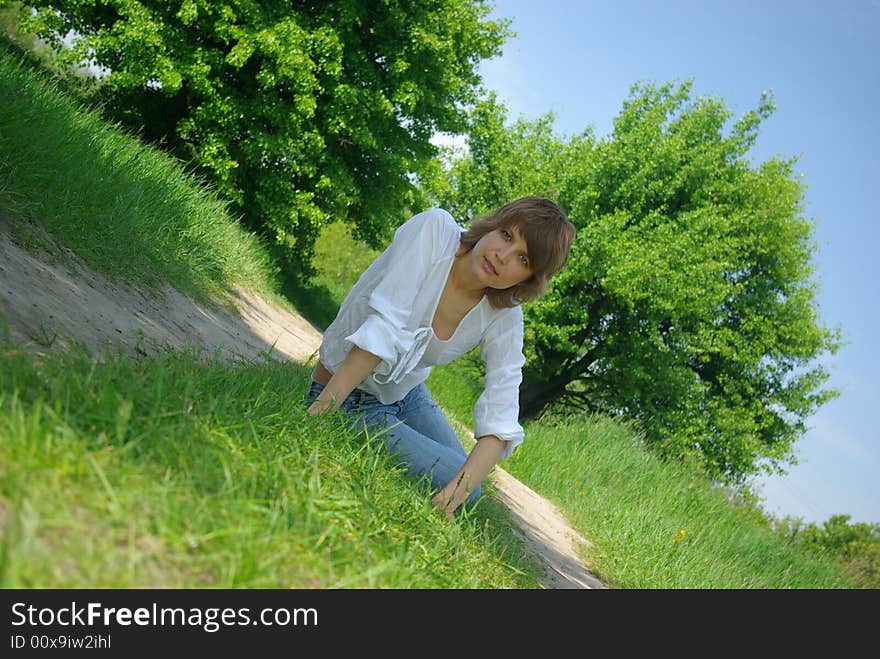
<box><xmin>460</xmin><ymin>197</ymin><xmax>576</xmax><ymax>308</ymax></box>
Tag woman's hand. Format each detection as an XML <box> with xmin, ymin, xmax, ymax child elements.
<box><xmin>307</xmin><ymin>349</ymin><xmax>382</xmax><ymax>417</ymax></box>
<box><xmin>431</xmin><ymin>435</ymin><xmax>506</xmax><ymax>519</ymax></box>
<box><xmin>308</xmin><ymin>349</ymin><xmax>381</xmax><ymax>417</ymax></box>
<box><xmin>307</xmin><ymin>399</ymin><xmax>333</xmax><ymax>416</ymax></box>
<box><xmin>432</xmin><ymin>473</ymin><xmax>475</xmax><ymax>520</ymax></box>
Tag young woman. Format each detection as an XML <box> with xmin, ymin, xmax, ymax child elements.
<box><xmin>305</xmin><ymin>197</ymin><xmax>576</xmax><ymax>518</ymax></box>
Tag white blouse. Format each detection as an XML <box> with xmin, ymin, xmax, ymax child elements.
<box><xmin>318</xmin><ymin>207</ymin><xmax>526</xmax><ymax>460</ymax></box>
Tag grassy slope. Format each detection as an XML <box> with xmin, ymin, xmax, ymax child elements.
<box><xmin>0</xmin><ymin>345</ymin><xmax>538</xmax><ymax>587</ymax></box>
<box><xmin>0</xmin><ymin>43</ymin><xmax>855</xmax><ymax>588</ymax></box>
<box><xmin>0</xmin><ymin>46</ymin><xmax>540</xmax><ymax>588</ymax></box>
<box><xmin>0</xmin><ymin>41</ymin><xmax>279</xmax><ymax>310</ymax></box>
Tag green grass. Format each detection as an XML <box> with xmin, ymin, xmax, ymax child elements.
<box><xmin>505</xmin><ymin>414</ymin><xmax>851</xmax><ymax>588</ymax></box>
<box><xmin>0</xmin><ymin>41</ymin><xmax>282</xmax><ymax>311</ymax></box>
<box><xmin>0</xmin><ymin>39</ymin><xmax>858</xmax><ymax>589</ymax></box>
<box><xmin>428</xmin><ymin>358</ymin><xmax>851</xmax><ymax>587</ymax></box>
<box><xmin>425</xmin><ymin>352</ymin><xmax>486</xmax><ymax>424</ymax></box>
<box><xmin>0</xmin><ymin>344</ymin><xmax>539</xmax><ymax>587</ymax></box>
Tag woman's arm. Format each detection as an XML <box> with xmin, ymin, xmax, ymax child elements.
<box><xmin>431</xmin><ymin>434</ymin><xmax>506</xmax><ymax>519</ymax></box>
<box><xmin>307</xmin><ymin>346</ymin><xmax>381</xmax><ymax>416</ymax></box>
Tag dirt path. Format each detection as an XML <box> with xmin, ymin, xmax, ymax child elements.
<box><xmin>0</xmin><ymin>220</ymin><xmax>606</xmax><ymax>589</ymax></box>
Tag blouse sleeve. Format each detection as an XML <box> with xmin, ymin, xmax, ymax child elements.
<box><xmin>473</xmin><ymin>306</ymin><xmax>526</xmax><ymax>461</ymax></box>
<box><xmin>343</xmin><ymin>208</ymin><xmax>456</xmax><ymax>384</ymax></box>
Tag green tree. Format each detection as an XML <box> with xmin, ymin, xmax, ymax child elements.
<box><xmin>18</xmin><ymin>0</ymin><xmax>509</xmax><ymax>278</ymax></box>
<box><xmin>422</xmin><ymin>82</ymin><xmax>842</xmax><ymax>484</ymax></box>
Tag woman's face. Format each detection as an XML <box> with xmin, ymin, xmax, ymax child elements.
<box><xmin>470</xmin><ymin>224</ymin><xmax>533</xmax><ymax>290</ymax></box>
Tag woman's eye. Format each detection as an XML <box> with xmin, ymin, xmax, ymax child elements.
<box><xmin>502</xmin><ymin>230</ymin><xmax>511</xmax><ymax>240</ymax></box>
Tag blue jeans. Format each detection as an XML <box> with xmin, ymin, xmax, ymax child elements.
<box><xmin>304</xmin><ymin>380</ymin><xmax>481</xmax><ymax>504</ymax></box>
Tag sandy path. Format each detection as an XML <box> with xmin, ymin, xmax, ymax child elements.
<box><xmin>0</xmin><ymin>219</ymin><xmax>605</xmax><ymax>589</ymax></box>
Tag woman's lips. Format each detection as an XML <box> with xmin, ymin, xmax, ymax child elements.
<box><xmin>483</xmin><ymin>257</ymin><xmax>496</xmax><ymax>276</ymax></box>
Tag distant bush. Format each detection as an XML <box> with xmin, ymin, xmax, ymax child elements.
<box><xmin>772</xmin><ymin>514</ymin><xmax>880</xmax><ymax>588</ymax></box>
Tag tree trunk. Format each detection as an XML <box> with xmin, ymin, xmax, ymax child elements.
<box><xmin>519</xmin><ymin>373</ymin><xmax>571</xmax><ymax>420</ymax></box>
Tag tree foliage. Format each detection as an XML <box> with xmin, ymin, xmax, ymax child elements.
<box><xmin>18</xmin><ymin>0</ymin><xmax>509</xmax><ymax>278</ymax></box>
<box><xmin>421</xmin><ymin>82</ymin><xmax>842</xmax><ymax>484</ymax></box>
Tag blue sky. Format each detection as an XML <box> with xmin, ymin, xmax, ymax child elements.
<box><xmin>472</xmin><ymin>0</ymin><xmax>879</xmax><ymax>524</ymax></box>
